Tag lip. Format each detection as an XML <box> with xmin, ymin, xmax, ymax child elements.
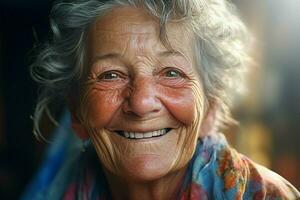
<box><xmin>109</xmin><ymin>128</ymin><xmax>174</xmax><ymax>141</ymax></box>
<box><xmin>109</xmin><ymin>127</ymin><xmax>172</xmax><ymax>133</ymax></box>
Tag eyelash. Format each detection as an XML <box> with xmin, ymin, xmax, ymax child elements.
<box><xmin>161</xmin><ymin>67</ymin><xmax>185</xmax><ymax>78</ymax></box>
<box><xmin>96</xmin><ymin>67</ymin><xmax>186</xmax><ymax>82</ymax></box>
<box><xmin>97</xmin><ymin>70</ymin><xmax>125</xmax><ymax>81</ymax></box>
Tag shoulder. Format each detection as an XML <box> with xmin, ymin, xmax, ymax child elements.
<box><xmin>241</xmin><ymin>155</ymin><xmax>300</xmax><ymax>199</ymax></box>
<box><xmin>190</xmin><ymin>134</ymin><xmax>300</xmax><ymax>199</ymax></box>
<box><xmin>216</xmin><ymin>143</ymin><xmax>300</xmax><ymax>199</ymax></box>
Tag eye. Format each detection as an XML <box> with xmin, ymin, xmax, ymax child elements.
<box><xmin>98</xmin><ymin>71</ymin><xmax>122</xmax><ymax>80</ymax></box>
<box><xmin>165</xmin><ymin>70</ymin><xmax>180</xmax><ymax>77</ymax></box>
<box><xmin>163</xmin><ymin>68</ymin><xmax>183</xmax><ymax>78</ymax></box>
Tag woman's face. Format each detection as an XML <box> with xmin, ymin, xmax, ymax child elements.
<box><xmin>76</xmin><ymin>7</ymin><xmax>206</xmax><ymax>181</ymax></box>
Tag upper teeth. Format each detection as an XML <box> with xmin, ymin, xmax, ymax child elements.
<box><xmin>122</xmin><ymin>129</ymin><xmax>167</xmax><ymax>139</ymax></box>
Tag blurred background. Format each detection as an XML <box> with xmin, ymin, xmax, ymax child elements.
<box><xmin>0</xmin><ymin>0</ymin><xmax>299</xmax><ymax>199</ymax></box>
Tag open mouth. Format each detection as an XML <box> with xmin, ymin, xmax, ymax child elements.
<box><xmin>115</xmin><ymin>128</ymin><xmax>172</xmax><ymax>139</ymax></box>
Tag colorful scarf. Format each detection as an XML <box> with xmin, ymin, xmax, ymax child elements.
<box><xmin>21</xmin><ymin>114</ymin><xmax>300</xmax><ymax>200</ymax></box>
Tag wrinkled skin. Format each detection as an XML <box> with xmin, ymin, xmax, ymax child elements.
<box><xmin>72</xmin><ymin>7</ymin><xmax>210</xmax><ymax>200</ymax></box>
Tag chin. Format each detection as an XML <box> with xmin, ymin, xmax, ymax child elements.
<box><xmin>119</xmin><ymin>154</ymin><xmax>174</xmax><ymax>182</ymax></box>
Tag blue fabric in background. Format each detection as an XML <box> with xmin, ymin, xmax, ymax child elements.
<box><xmin>20</xmin><ymin>111</ymin><xmax>80</xmax><ymax>200</ymax></box>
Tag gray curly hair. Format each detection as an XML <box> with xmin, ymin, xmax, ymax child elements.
<box><xmin>31</xmin><ymin>0</ymin><xmax>250</xmax><ymax>139</ymax></box>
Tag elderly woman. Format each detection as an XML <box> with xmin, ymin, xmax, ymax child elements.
<box><xmin>25</xmin><ymin>0</ymin><xmax>299</xmax><ymax>199</ymax></box>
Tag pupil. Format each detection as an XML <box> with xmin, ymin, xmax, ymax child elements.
<box><xmin>168</xmin><ymin>71</ymin><xmax>178</xmax><ymax>77</ymax></box>
<box><xmin>105</xmin><ymin>73</ymin><xmax>117</xmax><ymax>79</ymax></box>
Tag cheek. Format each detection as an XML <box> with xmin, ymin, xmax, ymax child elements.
<box><xmin>159</xmin><ymin>85</ymin><xmax>201</xmax><ymax>126</ymax></box>
<box><xmin>81</xmin><ymin>88</ymin><xmax>123</xmax><ymax>128</ymax></box>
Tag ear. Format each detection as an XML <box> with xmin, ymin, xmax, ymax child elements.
<box><xmin>66</xmin><ymin>93</ymin><xmax>90</xmax><ymax>140</ymax></box>
<box><xmin>70</xmin><ymin>111</ymin><xmax>90</xmax><ymax>140</ymax></box>
<box><xmin>199</xmin><ymin>104</ymin><xmax>217</xmax><ymax>138</ymax></box>
<box><xmin>65</xmin><ymin>85</ymin><xmax>89</xmax><ymax>140</ymax></box>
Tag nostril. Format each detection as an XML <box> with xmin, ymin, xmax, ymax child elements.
<box><xmin>128</xmin><ymin>98</ymin><xmax>162</xmax><ymax>117</ymax></box>
<box><xmin>123</xmin><ymin>86</ymin><xmax>162</xmax><ymax>117</ymax></box>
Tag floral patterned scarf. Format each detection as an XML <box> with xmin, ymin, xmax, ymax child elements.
<box><xmin>21</xmin><ymin>114</ymin><xmax>300</xmax><ymax>200</ymax></box>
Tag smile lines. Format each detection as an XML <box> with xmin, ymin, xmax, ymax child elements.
<box><xmin>116</xmin><ymin>128</ymin><xmax>171</xmax><ymax>139</ymax></box>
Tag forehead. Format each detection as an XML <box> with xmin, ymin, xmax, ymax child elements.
<box><xmin>93</xmin><ymin>6</ymin><xmax>158</xmax><ymax>34</ymax></box>
<box><xmin>87</xmin><ymin>6</ymin><xmax>194</xmax><ymax>59</ymax></box>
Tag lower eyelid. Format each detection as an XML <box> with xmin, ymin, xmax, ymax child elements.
<box><xmin>163</xmin><ymin>73</ymin><xmax>184</xmax><ymax>79</ymax></box>
<box><xmin>158</xmin><ymin>77</ymin><xmax>186</xmax><ymax>85</ymax></box>
<box><xmin>94</xmin><ymin>79</ymin><xmax>128</xmax><ymax>89</ymax></box>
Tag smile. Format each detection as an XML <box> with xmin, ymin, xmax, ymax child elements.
<box><xmin>116</xmin><ymin>128</ymin><xmax>172</xmax><ymax>139</ymax></box>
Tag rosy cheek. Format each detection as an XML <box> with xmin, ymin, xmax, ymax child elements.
<box><xmin>84</xmin><ymin>89</ymin><xmax>123</xmax><ymax>129</ymax></box>
<box><xmin>160</xmin><ymin>88</ymin><xmax>196</xmax><ymax>126</ymax></box>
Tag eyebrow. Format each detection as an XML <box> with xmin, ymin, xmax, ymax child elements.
<box><xmin>158</xmin><ymin>50</ymin><xmax>191</xmax><ymax>64</ymax></box>
<box><xmin>158</xmin><ymin>50</ymin><xmax>186</xmax><ymax>58</ymax></box>
<box><xmin>92</xmin><ymin>50</ymin><xmax>188</xmax><ymax>64</ymax></box>
<box><xmin>93</xmin><ymin>53</ymin><xmax>121</xmax><ymax>63</ymax></box>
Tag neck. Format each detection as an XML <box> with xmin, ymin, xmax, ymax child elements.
<box><xmin>103</xmin><ymin>167</ymin><xmax>187</xmax><ymax>200</ymax></box>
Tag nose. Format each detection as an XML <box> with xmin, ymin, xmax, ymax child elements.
<box><xmin>123</xmin><ymin>77</ymin><xmax>162</xmax><ymax>118</ymax></box>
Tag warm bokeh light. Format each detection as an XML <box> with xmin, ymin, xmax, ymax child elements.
<box><xmin>229</xmin><ymin>0</ymin><xmax>300</xmax><ymax>189</ymax></box>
